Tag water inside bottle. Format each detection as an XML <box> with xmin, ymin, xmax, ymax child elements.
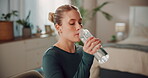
<box><xmin>79</xmin><ymin>29</ymin><xmax>109</xmax><ymax>64</ymax></box>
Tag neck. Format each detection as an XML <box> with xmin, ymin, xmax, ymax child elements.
<box><xmin>54</xmin><ymin>38</ymin><xmax>75</xmax><ymax>53</ymax></box>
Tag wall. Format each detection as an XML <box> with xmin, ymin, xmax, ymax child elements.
<box><xmin>96</xmin><ymin>0</ymin><xmax>148</xmax><ymax>43</ymax></box>
<box><xmin>0</xmin><ymin>0</ymin><xmax>9</xmax><ymax>14</ymax></box>
<box><xmin>83</xmin><ymin>0</ymin><xmax>97</xmax><ymax>36</ymax></box>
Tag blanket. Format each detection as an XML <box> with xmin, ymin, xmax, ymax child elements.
<box><xmin>103</xmin><ymin>43</ymin><xmax>148</xmax><ymax>52</ymax></box>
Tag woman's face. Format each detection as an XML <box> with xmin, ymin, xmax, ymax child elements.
<box><xmin>59</xmin><ymin>10</ymin><xmax>82</xmax><ymax>42</ymax></box>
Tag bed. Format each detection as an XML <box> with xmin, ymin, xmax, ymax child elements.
<box><xmin>90</xmin><ymin>6</ymin><xmax>148</xmax><ymax>78</ymax></box>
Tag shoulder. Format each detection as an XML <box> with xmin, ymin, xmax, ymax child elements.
<box><xmin>43</xmin><ymin>46</ymin><xmax>58</xmax><ymax>57</ymax></box>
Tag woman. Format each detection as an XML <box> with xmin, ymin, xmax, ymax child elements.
<box><xmin>42</xmin><ymin>5</ymin><xmax>101</xmax><ymax>78</ymax></box>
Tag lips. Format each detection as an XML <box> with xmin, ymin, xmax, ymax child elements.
<box><xmin>75</xmin><ymin>33</ymin><xmax>79</xmax><ymax>35</ymax></box>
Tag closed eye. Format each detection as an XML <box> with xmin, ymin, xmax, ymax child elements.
<box><xmin>69</xmin><ymin>23</ymin><xmax>75</xmax><ymax>25</ymax></box>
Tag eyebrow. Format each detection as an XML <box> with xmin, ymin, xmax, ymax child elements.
<box><xmin>69</xmin><ymin>18</ymin><xmax>82</xmax><ymax>21</ymax></box>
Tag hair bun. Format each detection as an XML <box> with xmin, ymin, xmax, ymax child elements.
<box><xmin>48</xmin><ymin>12</ymin><xmax>55</xmax><ymax>23</ymax></box>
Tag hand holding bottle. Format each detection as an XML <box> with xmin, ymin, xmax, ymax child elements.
<box><xmin>83</xmin><ymin>37</ymin><xmax>101</xmax><ymax>55</ymax></box>
<box><xmin>79</xmin><ymin>29</ymin><xmax>109</xmax><ymax>64</ymax></box>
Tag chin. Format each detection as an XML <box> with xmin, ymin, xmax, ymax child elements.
<box><xmin>72</xmin><ymin>36</ymin><xmax>81</xmax><ymax>42</ymax></box>
<box><xmin>74</xmin><ymin>38</ymin><xmax>81</xmax><ymax>42</ymax></box>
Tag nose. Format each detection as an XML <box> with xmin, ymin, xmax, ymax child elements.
<box><xmin>76</xmin><ymin>23</ymin><xmax>82</xmax><ymax>31</ymax></box>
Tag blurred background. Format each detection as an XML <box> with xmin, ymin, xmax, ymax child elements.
<box><xmin>0</xmin><ymin>0</ymin><xmax>148</xmax><ymax>78</ymax></box>
<box><xmin>0</xmin><ymin>0</ymin><xmax>148</xmax><ymax>42</ymax></box>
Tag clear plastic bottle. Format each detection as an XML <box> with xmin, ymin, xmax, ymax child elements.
<box><xmin>79</xmin><ymin>29</ymin><xmax>109</xmax><ymax>64</ymax></box>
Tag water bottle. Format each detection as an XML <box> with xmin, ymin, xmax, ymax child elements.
<box><xmin>79</xmin><ymin>29</ymin><xmax>109</xmax><ymax>64</ymax></box>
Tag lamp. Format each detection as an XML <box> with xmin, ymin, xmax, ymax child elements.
<box><xmin>115</xmin><ymin>23</ymin><xmax>126</xmax><ymax>32</ymax></box>
<box><xmin>115</xmin><ymin>23</ymin><xmax>126</xmax><ymax>41</ymax></box>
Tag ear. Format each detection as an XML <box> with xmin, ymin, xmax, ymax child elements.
<box><xmin>55</xmin><ymin>24</ymin><xmax>62</xmax><ymax>33</ymax></box>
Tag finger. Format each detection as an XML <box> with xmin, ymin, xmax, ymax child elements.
<box><xmin>91</xmin><ymin>45</ymin><xmax>101</xmax><ymax>54</ymax></box>
<box><xmin>83</xmin><ymin>37</ymin><xmax>93</xmax><ymax>52</ymax></box>
<box><xmin>84</xmin><ymin>37</ymin><xmax>93</xmax><ymax>49</ymax></box>
<box><xmin>95</xmin><ymin>38</ymin><xmax>102</xmax><ymax>43</ymax></box>
<box><xmin>85</xmin><ymin>37</ymin><xmax>94</xmax><ymax>44</ymax></box>
<box><xmin>87</xmin><ymin>40</ymin><xmax>100</xmax><ymax>52</ymax></box>
<box><xmin>88</xmin><ymin>38</ymin><xmax>101</xmax><ymax>47</ymax></box>
<box><xmin>95</xmin><ymin>38</ymin><xmax>100</xmax><ymax>41</ymax></box>
<box><xmin>86</xmin><ymin>37</ymin><xmax>96</xmax><ymax>47</ymax></box>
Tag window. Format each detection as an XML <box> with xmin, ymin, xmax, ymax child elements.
<box><xmin>24</xmin><ymin>0</ymin><xmax>71</xmax><ymax>34</ymax></box>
